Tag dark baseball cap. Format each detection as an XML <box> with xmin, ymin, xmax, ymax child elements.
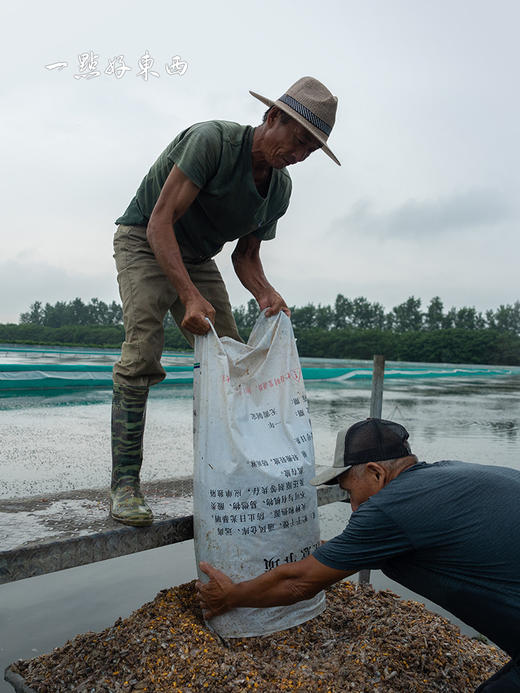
<box><xmin>310</xmin><ymin>418</ymin><xmax>412</xmax><ymax>486</ymax></box>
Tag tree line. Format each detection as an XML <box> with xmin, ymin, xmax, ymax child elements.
<box><xmin>233</xmin><ymin>295</ymin><xmax>520</xmax><ymax>335</ymax></box>
<box><xmin>17</xmin><ymin>295</ymin><xmax>520</xmax><ymax>335</ymax></box>
<box><xmin>19</xmin><ymin>298</ymin><xmax>123</xmax><ymax>327</ymax></box>
<box><xmin>0</xmin><ymin>295</ymin><xmax>517</xmax><ymax>365</ymax></box>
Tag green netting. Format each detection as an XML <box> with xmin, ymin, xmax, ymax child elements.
<box><xmin>0</xmin><ymin>346</ymin><xmax>190</xmax><ymax>357</ymax></box>
<box><xmin>0</xmin><ymin>363</ymin><xmax>514</xmax><ymax>391</ymax></box>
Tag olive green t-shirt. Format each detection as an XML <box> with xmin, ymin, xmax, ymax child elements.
<box><xmin>115</xmin><ymin>120</ymin><xmax>292</xmax><ymax>261</ymax></box>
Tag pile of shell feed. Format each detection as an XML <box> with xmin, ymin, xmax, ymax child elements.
<box><xmin>11</xmin><ymin>580</ymin><xmax>507</xmax><ymax>693</ymax></box>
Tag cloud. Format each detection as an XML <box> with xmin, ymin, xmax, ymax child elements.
<box><xmin>335</xmin><ymin>188</ymin><xmax>513</xmax><ymax>240</ymax></box>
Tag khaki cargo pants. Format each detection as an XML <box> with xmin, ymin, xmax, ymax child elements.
<box><xmin>113</xmin><ymin>224</ymin><xmax>242</xmax><ymax>388</ymax></box>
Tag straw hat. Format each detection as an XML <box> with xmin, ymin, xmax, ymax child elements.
<box><xmin>250</xmin><ymin>76</ymin><xmax>340</xmax><ymax>166</ymax></box>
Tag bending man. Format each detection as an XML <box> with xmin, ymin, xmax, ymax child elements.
<box><xmin>197</xmin><ymin>418</ymin><xmax>520</xmax><ymax>693</ymax></box>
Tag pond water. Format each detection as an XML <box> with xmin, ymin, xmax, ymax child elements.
<box><xmin>0</xmin><ymin>349</ymin><xmax>519</xmax><ymax>690</ymax></box>
<box><xmin>1</xmin><ymin>353</ymin><xmax>518</xmax><ymax>499</ymax></box>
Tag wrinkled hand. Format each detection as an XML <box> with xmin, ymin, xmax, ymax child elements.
<box><xmin>257</xmin><ymin>290</ymin><xmax>291</xmax><ymax>318</ymax></box>
<box><xmin>196</xmin><ymin>562</ymin><xmax>235</xmax><ymax>620</ymax></box>
<box><xmin>181</xmin><ymin>296</ymin><xmax>216</xmax><ymax>335</ymax></box>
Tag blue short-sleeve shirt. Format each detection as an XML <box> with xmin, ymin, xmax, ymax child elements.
<box><xmin>313</xmin><ymin>461</ymin><xmax>520</xmax><ymax>658</ymax></box>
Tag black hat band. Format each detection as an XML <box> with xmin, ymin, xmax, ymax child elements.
<box><xmin>279</xmin><ymin>94</ymin><xmax>332</xmax><ymax>136</ymax></box>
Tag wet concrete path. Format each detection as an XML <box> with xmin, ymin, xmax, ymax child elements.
<box><xmin>0</xmin><ymin>481</ymin><xmax>345</xmax><ymax>584</ymax></box>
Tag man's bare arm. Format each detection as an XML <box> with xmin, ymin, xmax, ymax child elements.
<box><xmin>147</xmin><ymin>165</ymin><xmax>214</xmax><ymax>334</ymax></box>
<box><xmin>196</xmin><ymin>557</ymin><xmax>355</xmax><ymax>620</ymax></box>
<box><xmin>231</xmin><ymin>234</ymin><xmax>290</xmax><ymax>317</ymax></box>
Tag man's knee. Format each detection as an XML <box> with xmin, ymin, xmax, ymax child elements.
<box><xmin>113</xmin><ymin>340</ymin><xmax>166</xmax><ymax>389</ymax></box>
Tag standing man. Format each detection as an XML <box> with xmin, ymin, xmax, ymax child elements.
<box><xmin>197</xmin><ymin>418</ymin><xmax>520</xmax><ymax>693</ymax></box>
<box><xmin>110</xmin><ymin>77</ymin><xmax>340</xmax><ymax>526</ymax></box>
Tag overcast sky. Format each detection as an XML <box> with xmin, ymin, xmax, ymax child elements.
<box><xmin>2</xmin><ymin>0</ymin><xmax>518</xmax><ymax>323</ymax></box>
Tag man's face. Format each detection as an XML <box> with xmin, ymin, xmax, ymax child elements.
<box><xmin>338</xmin><ymin>464</ymin><xmax>383</xmax><ymax>512</ymax></box>
<box><xmin>263</xmin><ymin>112</ymin><xmax>322</xmax><ymax>169</ymax></box>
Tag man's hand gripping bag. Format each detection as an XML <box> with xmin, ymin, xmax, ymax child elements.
<box><xmin>193</xmin><ymin>311</ymin><xmax>325</xmax><ymax>637</ymax></box>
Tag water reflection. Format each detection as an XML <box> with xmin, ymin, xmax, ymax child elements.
<box><xmin>0</xmin><ymin>373</ymin><xmax>518</xmax><ymax>500</ymax></box>
<box><xmin>307</xmin><ymin>376</ymin><xmax>519</xmax><ymax>470</ymax></box>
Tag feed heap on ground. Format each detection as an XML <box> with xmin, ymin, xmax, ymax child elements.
<box><xmin>11</xmin><ymin>580</ymin><xmax>507</xmax><ymax>693</ymax></box>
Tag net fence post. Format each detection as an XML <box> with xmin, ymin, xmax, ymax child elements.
<box><xmin>358</xmin><ymin>354</ymin><xmax>386</xmax><ymax>586</ymax></box>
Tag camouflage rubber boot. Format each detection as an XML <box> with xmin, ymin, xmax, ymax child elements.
<box><xmin>110</xmin><ymin>383</ymin><xmax>153</xmax><ymax>527</ymax></box>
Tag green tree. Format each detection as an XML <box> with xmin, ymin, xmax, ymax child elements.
<box><xmin>244</xmin><ymin>298</ymin><xmax>260</xmax><ymax>328</ymax></box>
<box><xmin>291</xmin><ymin>303</ymin><xmax>316</xmax><ymax>329</ymax></box>
<box><xmin>107</xmin><ymin>301</ymin><xmax>123</xmax><ymax>325</ymax></box>
<box><xmin>390</xmin><ymin>296</ymin><xmax>423</xmax><ymax>332</ymax></box>
<box><xmin>384</xmin><ymin>312</ymin><xmax>395</xmax><ymax>331</ymax></box>
<box><xmin>88</xmin><ymin>297</ymin><xmax>109</xmax><ymax>324</ymax></box>
<box><xmin>232</xmin><ymin>305</ymin><xmax>246</xmax><ymax>332</ymax></box>
<box><xmin>351</xmin><ymin>297</ymin><xmax>385</xmax><ymax>329</ymax></box>
<box><xmin>19</xmin><ymin>297</ymin><xmax>125</xmax><ymax>327</ymax></box>
<box><xmin>454</xmin><ymin>307</ymin><xmax>484</xmax><ymax>330</ymax></box>
<box><xmin>442</xmin><ymin>307</ymin><xmax>457</xmax><ymax>329</ymax></box>
<box><xmin>42</xmin><ymin>301</ymin><xmax>69</xmax><ymax>327</ymax></box>
<box><xmin>69</xmin><ymin>297</ymin><xmax>90</xmax><ymax>325</ymax></box>
<box><xmin>424</xmin><ymin>296</ymin><xmax>444</xmax><ymax>330</ymax></box>
<box><xmin>334</xmin><ymin>294</ymin><xmax>353</xmax><ymax>329</ymax></box>
<box><xmin>19</xmin><ymin>301</ymin><xmax>44</xmax><ymax>325</ymax></box>
<box><xmin>315</xmin><ymin>304</ymin><xmax>334</xmax><ymax>330</ymax></box>
<box><xmin>491</xmin><ymin>302</ymin><xmax>520</xmax><ymax>334</ymax></box>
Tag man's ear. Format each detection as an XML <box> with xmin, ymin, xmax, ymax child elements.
<box><xmin>267</xmin><ymin>106</ymin><xmax>282</xmax><ymax>125</ymax></box>
<box><xmin>366</xmin><ymin>462</ymin><xmax>385</xmax><ymax>486</ymax></box>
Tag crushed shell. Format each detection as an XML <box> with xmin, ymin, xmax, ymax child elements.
<box><xmin>11</xmin><ymin>580</ymin><xmax>508</xmax><ymax>692</ymax></box>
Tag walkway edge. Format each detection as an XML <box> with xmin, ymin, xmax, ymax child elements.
<box><xmin>0</xmin><ymin>486</ymin><xmax>346</xmax><ymax>584</ymax></box>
